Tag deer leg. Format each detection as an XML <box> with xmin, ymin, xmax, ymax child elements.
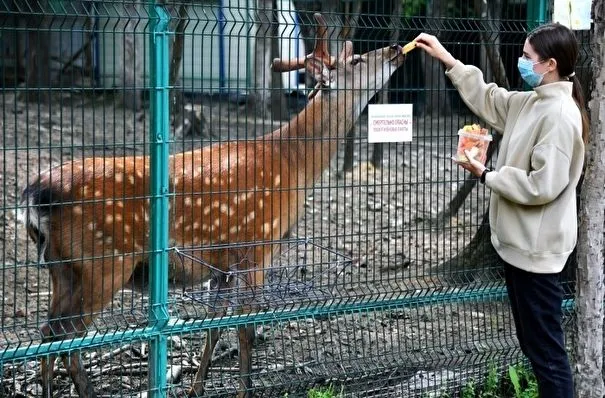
<box><xmin>39</xmin><ymin>353</ymin><xmax>56</xmax><ymax>398</ymax></box>
<box><xmin>40</xmin><ymin>257</ymin><xmax>136</xmax><ymax>398</ymax></box>
<box><xmin>188</xmin><ymin>327</ymin><xmax>223</xmax><ymax>396</ymax></box>
<box><xmin>236</xmin><ymin>324</ymin><xmax>256</xmax><ymax>398</ymax></box>
<box><xmin>62</xmin><ymin>353</ymin><xmax>96</xmax><ymax>398</ymax></box>
<box><xmin>189</xmin><ymin>274</ymin><xmax>229</xmax><ymax>396</ymax></box>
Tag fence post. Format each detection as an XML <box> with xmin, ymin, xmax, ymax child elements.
<box><xmin>148</xmin><ymin>3</ymin><xmax>171</xmax><ymax>397</ymax></box>
<box><xmin>526</xmin><ymin>0</ymin><xmax>548</xmax><ymax>28</ymax></box>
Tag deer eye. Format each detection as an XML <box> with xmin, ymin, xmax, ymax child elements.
<box><xmin>350</xmin><ymin>56</ymin><xmax>363</xmax><ymax>66</ymax></box>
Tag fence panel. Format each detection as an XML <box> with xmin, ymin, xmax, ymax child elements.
<box><xmin>1</xmin><ymin>0</ymin><xmax>586</xmax><ymax>397</ymax></box>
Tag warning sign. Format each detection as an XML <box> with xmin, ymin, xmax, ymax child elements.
<box><xmin>367</xmin><ymin>104</ymin><xmax>413</xmax><ymax>143</ymax></box>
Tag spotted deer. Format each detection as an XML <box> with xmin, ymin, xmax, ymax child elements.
<box><xmin>18</xmin><ymin>13</ymin><xmax>406</xmax><ymax>398</ymax></box>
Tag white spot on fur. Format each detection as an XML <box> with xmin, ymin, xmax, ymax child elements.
<box><xmin>242</xmin><ymin>211</ymin><xmax>255</xmax><ymax>225</ymax></box>
<box><xmin>115</xmin><ymin>173</ymin><xmax>123</xmax><ymax>183</ymax></box>
<box><xmin>73</xmin><ymin>206</ymin><xmax>83</xmax><ymax>215</ymax></box>
<box><xmin>219</xmin><ymin>203</ymin><xmax>233</xmax><ymax>216</ymax></box>
<box><xmin>274</xmin><ymin>175</ymin><xmax>281</xmax><ymax>187</ymax></box>
<box><xmin>128</xmin><ymin>175</ymin><xmax>135</xmax><ymax>185</ymax></box>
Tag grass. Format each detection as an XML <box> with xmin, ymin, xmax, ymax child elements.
<box><xmin>283</xmin><ymin>384</ymin><xmax>344</xmax><ymax>398</ymax></box>
<box><xmin>455</xmin><ymin>362</ymin><xmax>539</xmax><ymax>398</ymax></box>
<box><xmin>288</xmin><ymin>363</ymin><xmax>537</xmax><ymax>398</ymax></box>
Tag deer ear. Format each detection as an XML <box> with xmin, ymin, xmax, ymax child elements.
<box><xmin>339</xmin><ymin>41</ymin><xmax>354</xmax><ymax>63</ymax></box>
<box><xmin>305</xmin><ymin>57</ymin><xmax>332</xmax><ymax>86</ymax></box>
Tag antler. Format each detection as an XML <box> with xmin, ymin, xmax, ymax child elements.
<box><xmin>271</xmin><ymin>13</ymin><xmax>336</xmax><ymax>72</ymax></box>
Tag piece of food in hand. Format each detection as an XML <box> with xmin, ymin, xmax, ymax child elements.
<box><xmin>455</xmin><ymin>124</ymin><xmax>492</xmax><ymax>164</ymax></box>
<box><xmin>402</xmin><ymin>41</ymin><xmax>417</xmax><ymax>55</ymax></box>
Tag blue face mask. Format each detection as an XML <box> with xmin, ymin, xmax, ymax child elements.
<box><xmin>517</xmin><ymin>57</ymin><xmax>545</xmax><ymax>87</ymax></box>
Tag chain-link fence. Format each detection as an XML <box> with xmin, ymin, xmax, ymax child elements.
<box><xmin>0</xmin><ymin>0</ymin><xmax>592</xmax><ymax>397</ymax></box>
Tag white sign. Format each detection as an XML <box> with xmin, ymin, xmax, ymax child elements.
<box><xmin>553</xmin><ymin>0</ymin><xmax>592</xmax><ymax>30</ymax></box>
<box><xmin>367</xmin><ymin>104</ymin><xmax>413</xmax><ymax>143</ymax></box>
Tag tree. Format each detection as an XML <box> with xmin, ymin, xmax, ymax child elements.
<box><xmin>249</xmin><ymin>0</ymin><xmax>288</xmax><ymax>121</ymax></box>
<box><xmin>419</xmin><ymin>0</ymin><xmax>451</xmax><ymax>115</ymax></box>
<box><xmin>574</xmin><ymin>0</ymin><xmax>605</xmax><ymax>396</ymax></box>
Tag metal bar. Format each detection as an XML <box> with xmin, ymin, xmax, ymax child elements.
<box><xmin>0</xmin><ymin>285</ymin><xmax>578</xmax><ymax>362</ymax></box>
<box><xmin>148</xmin><ymin>3</ymin><xmax>171</xmax><ymax>397</ymax></box>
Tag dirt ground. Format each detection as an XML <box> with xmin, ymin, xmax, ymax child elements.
<box><xmin>0</xmin><ymin>90</ymin><xmax>519</xmax><ymax>397</ymax></box>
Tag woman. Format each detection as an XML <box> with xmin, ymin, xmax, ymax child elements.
<box><xmin>415</xmin><ymin>23</ymin><xmax>588</xmax><ymax>397</ymax></box>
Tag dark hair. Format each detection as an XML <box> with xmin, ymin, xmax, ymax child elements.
<box><xmin>528</xmin><ymin>23</ymin><xmax>589</xmax><ymax>144</ymax></box>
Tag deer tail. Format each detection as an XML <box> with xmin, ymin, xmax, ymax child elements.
<box><xmin>18</xmin><ymin>180</ymin><xmax>61</xmax><ymax>265</ymax></box>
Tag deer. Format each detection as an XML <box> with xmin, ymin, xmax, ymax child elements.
<box><xmin>17</xmin><ymin>13</ymin><xmax>407</xmax><ymax>398</ymax></box>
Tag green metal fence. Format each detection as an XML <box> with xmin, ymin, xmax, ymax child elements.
<box><xmin>0</xmin><ymin>0</ymin><xmax>590</xmax><ymax>397</ymax></box>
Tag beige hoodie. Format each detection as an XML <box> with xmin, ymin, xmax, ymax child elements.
<box><xmin>445</xmin><ymin>61</ymin><xmax>585</xmax><ymax>273</ymax></box>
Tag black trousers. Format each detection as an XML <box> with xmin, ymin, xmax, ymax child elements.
<box><xmin>503</xmin><ymin>259</ymin><xmax>573</xmax><ymax>398</ymax></box>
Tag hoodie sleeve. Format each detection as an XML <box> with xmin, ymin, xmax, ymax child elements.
<box><xmin>445</xmin><ymin>61</ymin><xmax>516</xmax><ymax>133</ymax></box>
<box><xmin>484</xmin><ymin>109</ymin><xmax>583</xmax><ymax>205</ymax></box>
<box><xmin>484</xmin><ymin>144</ymin><xmax>571</xmax><ymax>205</ymax></box>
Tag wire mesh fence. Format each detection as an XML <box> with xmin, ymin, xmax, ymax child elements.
<box><xmin>0</xmin><ymin>0</ymin><xmax>591</xmax><ymax>397</ymax></box>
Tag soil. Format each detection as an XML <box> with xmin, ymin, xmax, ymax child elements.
<box><xmin>0</xmin><ymin>90</ymin><xmax>519</xmax><ymax>397</ymax></box>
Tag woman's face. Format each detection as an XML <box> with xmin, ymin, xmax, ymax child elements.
<box><xmin>522</xmin><ymin>39</ymin><xmax>557</xmax><ymax>79</ymax></box>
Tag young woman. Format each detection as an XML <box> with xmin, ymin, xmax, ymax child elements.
<box><xmin>415</xmin><ymin>23</ymin><xmax>588</xmax><ymax>397</ymax></box>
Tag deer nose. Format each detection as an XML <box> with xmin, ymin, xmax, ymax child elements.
<box><xmin>390</xmin><ymin>44</ymin><xmax>402</xmax><ymax>52</ymax></box>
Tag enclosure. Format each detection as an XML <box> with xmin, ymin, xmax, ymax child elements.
<box><xmin>0</xmin><ymin>0</ymin><xmax>594</xmax><ymax>397</ymax></box>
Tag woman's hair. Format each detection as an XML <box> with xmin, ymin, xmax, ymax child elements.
<box><xmin>528</xmin><ymin>23</ymin><xmax>590</xmax><ymax>144</ymax></box>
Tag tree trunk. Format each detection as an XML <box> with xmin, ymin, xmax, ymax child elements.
<box><xmin>122</xmin><ymin>0</ymin><xmax>143</xmax><ymax>111</ymax></box>
<box><xmin>24</xmin><ymin>0</ymin><xmax>50</xmax><ymax>103</ymax></box>
<box><xmin>431</xmin><ymin>0</ymin><xmax>511</xmax><ymax>274</ymax></box>
<box><xmin>574</xmin><ymin>0</ymin><xmax>605</xmax><ymax>395</ymax></box>
<box><xmin>419</xmin><ymin>0</ymin><xmax>451</xmax><ymax>115</ymax></box>
<box><xmin>251</xmin><ymin>0</ymin><xmax>277</xmax><ymax>119</ymax></box>
<box><xmin>369</xmin><ymin>0</ymin><xmax>401</xmax><ymax>169</ymax></box>
<box><xmin>474</xmin><ymin>0</ymin><xmax>509</xmax><ymax>88</ymax></box>
<box><xmin>341</xmin><ymin>0</ymin><xmax>375</xmax><ymax>172</ymax></box>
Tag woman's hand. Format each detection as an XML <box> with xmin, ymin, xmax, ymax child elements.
<box><xmin>454</xmin><ymin>150</ymin><xmax>487</xmax><ymax>178</ymax></box>
<box><xmin>414</xmin><ymin>33</ymin><xmax>457</xmax><ymax>70</ymax></box>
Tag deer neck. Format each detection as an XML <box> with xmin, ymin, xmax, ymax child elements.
<box><xmin>268</xmin><ymin>89</ymin><xmax>368</xmax><ymax>186</ymax></box>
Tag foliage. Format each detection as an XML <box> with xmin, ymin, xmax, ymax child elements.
<box><xmin>401</xmin><ymin>0</ymin><xmax>426</xmax><ymax>17</ymax></box>
<box><xmin>456</xmin><ymin>362</ymin><xmax>538</xmax><ymax>398</ymax></box>
<box><xmin>306</xmin><ymin>384</ymin><xmax>344</xmax><ymax>398</ymax></box>
<box><xmin>508</xmin><ymin>364</ymin><xmax>539</xmax><ymax>398</ymax></box>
